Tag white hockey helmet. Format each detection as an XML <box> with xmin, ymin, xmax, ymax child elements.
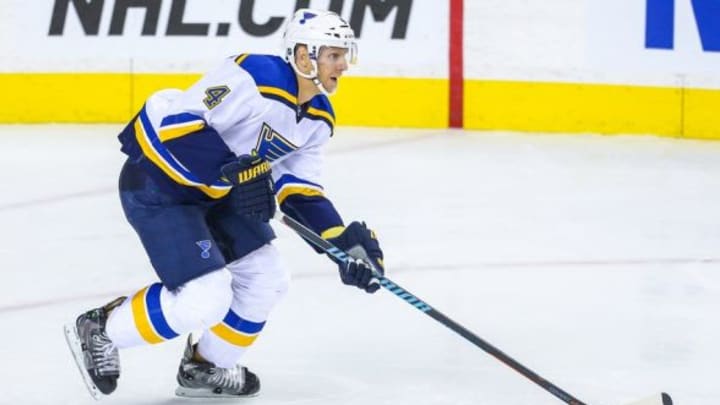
<box><xmin>282</xmin><ymin>8</ymin><xmax>358</xmax><ymax>95</ymax></box>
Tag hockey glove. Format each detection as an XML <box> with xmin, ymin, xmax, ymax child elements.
<box><xmin>221</xmin><ymin>155</ymin><xmax>276</xmax><ymax>222</ymax></box>
<box><xmin>327</xmin><ymin>221</ymin><xmax>384</xmax><ymax>293</ymax></box>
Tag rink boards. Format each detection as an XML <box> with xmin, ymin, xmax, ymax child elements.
<box><xmin>1</xmin><ymin>0</ymin><xmax>719</xmax><ymax>139</ymax></box>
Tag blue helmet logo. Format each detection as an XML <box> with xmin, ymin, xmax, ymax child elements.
<box><xmin>300</xmin><ymin>12</ymin><xmax>317</xmax><ymax>24</ymax></box>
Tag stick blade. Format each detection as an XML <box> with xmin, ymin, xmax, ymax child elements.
<box><xmin>623</xmin><ymin>392</ymin><xmax>673</xmax><ymax>405</ymax></box>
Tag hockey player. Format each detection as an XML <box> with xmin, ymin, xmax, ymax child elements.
<box><xmin>64</xmin><ymin>8</ymin><xmax>384</xmax><ymax>399</ymax></box>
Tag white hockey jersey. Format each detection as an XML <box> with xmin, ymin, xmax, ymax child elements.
<box><xmin>119</xmin><ymin>54</ymin><xmax>344</xmax><ymax>235</ymax></box>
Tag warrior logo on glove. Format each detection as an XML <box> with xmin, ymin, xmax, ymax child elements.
<box><xmin>220</xmin><ymin>155</ymin><xmax>276</xmax><ymax>222</ymax></box>
<box><xmin>222</xmin><ymin>156</ymin><xmax>271</xmax><ymax>185</ymax></box>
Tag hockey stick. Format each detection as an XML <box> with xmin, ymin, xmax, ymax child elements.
<box><xmin>279</xmin><ymin>214</ymin><xmax>672</xmax><ymax>405</ymax></box>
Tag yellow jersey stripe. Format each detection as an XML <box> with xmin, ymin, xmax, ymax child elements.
<box><xmin>258</xmin><ymin>85</ymin><xmax>298</xmax><ymax>105</ymax></box>
<box><xmin>210</xmin><ymin>323</ymin><xmax>259</xmax><ymax>347</ymax></box>
<box><xmin>131</xmin><ymin>287</ymin><xmax>164</xmax><ymax>344</ymax></box>
<box><xmin>235</xmin><ymin>53</ymin><xmax>249</xmax><ymax>64</ymax></box>
<box><xmin>134</xmin><ymin>119</ymin><xmax>231</xmax><ymax>199</ymax></box>
<box><xmin>158</xmin><ymin>120</ymin><xmax>205</xmax><ymax>142</ymax></box>
<box><xmin>307</xmin><ymin>106</ymin><xmax>335</xmax><ymax>127</ymax></box>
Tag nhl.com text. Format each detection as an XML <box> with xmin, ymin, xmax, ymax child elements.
<box><xmin>48</xmin><ymin>0</ymin><xmax>412</xmax><ymax>39</ymax></box>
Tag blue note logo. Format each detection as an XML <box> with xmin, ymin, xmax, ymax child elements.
<box><xmin>196</xmin><ymin>240</ymin><xmax>212</xmax><ymax>259</ymax></box>
<box><xmin>300</xmin><ymin>12</ymin><xmax>317</xmax><ymax>24</ymax></box>
<box><xmin>254</xmin><ymin>123</ymin><xmax>297</xmax><ymax>162</ymax></box>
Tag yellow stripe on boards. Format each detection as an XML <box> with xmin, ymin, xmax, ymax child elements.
<box><xmin>210</xmin><ymin>323</ymin><xmax>259</xmax><ymax>347</ymax></box>
<box><xmin>684</xmin><ymin>88</ymin><xmax>720</xmax><ymax>140</ymax></box>
<box><xmin>0</xmin><ymin>73</ymin><xmax>448</xmax><ymax>128</ymax></box>
<box><xmin>0</xmin><ymin>73</ymin><xmax>132</xmax><ymax>122</ymax></box>
<box><xmin>332</xmin><ymin>77</ymin><xmax>448</xmax><ymax>128</ymax></box>
<box><xmin>0</xmin><ymin>73</ymin><xmax>201</xmax><ymax>123</ymax></box>
<box><xmin>131</xmin><ymin>287</ymin><xmax>164</xmax><ymax>344</ymax></box>
<box><xmin>132</xmin><ymin>73</ymin><xmax>200</xmax><ymax>112</ymax></box>
<box><xmin>2</xmin><ymin>73</ymin><xmax>720</xmax><ymax>139</ymax></box>
<box><xmin>464</xmin><ymin>80</ymin><xmax>683</xmax><ymax>137</ymax></box>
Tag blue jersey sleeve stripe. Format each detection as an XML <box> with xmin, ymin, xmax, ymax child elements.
<box><xmin>158</xmin><ymin>113</ymin><xmax>206</xmax><ymax>142</ymax></box>
<box><xmin>138</xmin><ymin>110</ymin><xmax>200</xmax><ymax>184</ymax></box>
<box><xmin>160</xmin><ymin>112</ymin><xmax>206</xmax><ymax>127</ymax></box>
<box><xmin>135</xmin><ymin>109</ymin><xmax>232</xmax><ymax>198</ymax></box>
<box><xmin>276</xmin><ymin>174</ymin><xmax>323</xmax><ymax>191</ymax></box>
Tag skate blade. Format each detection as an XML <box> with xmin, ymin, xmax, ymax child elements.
<box><xmin>63</xmin><ymin>323</ymin><xmax>103</xmax><ymax>400</ymax></box>
<box><xmin>175</xmin><ymin>386</ymin><xmax>259</xmax><ymax>399</ymax></box>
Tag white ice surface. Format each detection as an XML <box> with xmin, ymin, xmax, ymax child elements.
<box><xmin>1</xmin><ymin>125</ymin><xmax>719</xmax><ymax>405</ymax></box>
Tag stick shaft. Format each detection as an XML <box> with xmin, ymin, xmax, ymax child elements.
<box><xmin>279</xmin><ymin>215</ymin><xmax>587</xmax><ymax>405</ymax></box>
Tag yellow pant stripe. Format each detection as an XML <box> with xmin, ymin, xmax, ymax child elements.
<box><xmin>210</xmin><ymin>323</ymin><xmax>259</xmax><ymax>347</ymax></box>
<box><xmin>131</xmin><ymin>287</ymin><xmax>164</xmax><ymax>344</ymax></box>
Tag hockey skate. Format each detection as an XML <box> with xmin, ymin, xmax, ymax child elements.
<box><xmin>63</xmin><ymin>296</ymin><xmax>126</xmax><ymax>399</ymax></box>
<box><xmin>175</xmin><ymin>335</ymin><xmax>261</xmax><ymax>398</ymax></box>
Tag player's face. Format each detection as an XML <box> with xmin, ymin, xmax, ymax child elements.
<box><xmin>316</xmin><ymin>47</ymin><xmax>349</xmax><ymax>93</ymax></box>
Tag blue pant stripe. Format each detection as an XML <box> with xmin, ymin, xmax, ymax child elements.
<box><xmin>223</xmin><ymin>309</ymin><xmax>266</xmax><ymax>334</ymax></box>
<box><xmin>145</xmin><ymin>283</ymin><xmax>179</xmax><ymax>340</ymax></box>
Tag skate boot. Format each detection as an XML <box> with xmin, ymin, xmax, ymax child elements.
<box><xmin>175</xmin><ymin>335</ymin><xmax>261</xmax><ymax>398</ymax></box>
<box><xmin>64</xmin><ymin>296</ymin><xmax>126</xmax><ymax>399</ymax></box>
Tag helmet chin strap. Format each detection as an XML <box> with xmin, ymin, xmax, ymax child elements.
<box><xmin>312</xmin><ymin>76</ymin><xmax>333</xmax><ymax>96</ymax></box>
<box><xmin>289</xmin><ymin>54</ymin><xmax>335</xmax><ymax>97</ymax></box>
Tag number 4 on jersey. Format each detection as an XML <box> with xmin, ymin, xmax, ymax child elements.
<box><xmin>203</xmin><ymin>85</ymin><xmax>231</xmax><ymax>109</ymax></box>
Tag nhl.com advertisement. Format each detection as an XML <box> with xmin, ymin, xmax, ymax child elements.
<box><xmin>1</xmin><ymin>0</ymin><xmax>447</xmax><ymax>77</ymax></box>
<box><xmin>47</xmin><ymin>0</ymin><xmax>412</xmax><ymax>39</ymax></box>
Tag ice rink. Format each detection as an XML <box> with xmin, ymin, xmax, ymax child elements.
<box><xmin>1</xmin><ymin>125</ymin><xmax>719</xmax><ymax>405</ymax></box>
